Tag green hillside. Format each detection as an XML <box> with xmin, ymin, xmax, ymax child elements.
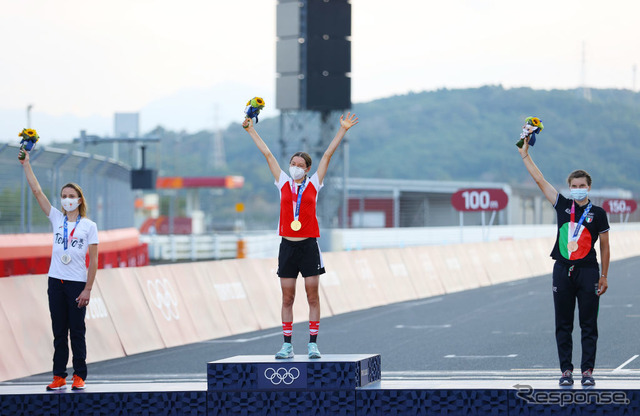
<box><xmin>216</xmin><ymin>86</ymin><xmax>640</xmax><ymax>192</ymax></box>
<box><xmin>345</xmin><ymin>86</ymin><xmax>640</xmax><ymax>191</ymax></box>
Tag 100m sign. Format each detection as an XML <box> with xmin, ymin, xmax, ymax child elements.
<box><xmin>451</xmin><ymin>189</ymin><xmax>509</xmax><ymax>212</ymax></box>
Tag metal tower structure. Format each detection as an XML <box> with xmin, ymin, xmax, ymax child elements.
<box><xmin>276</xmin><ymin>0</ymin><xmax>352</xmax><ymax>230</ymax></box>
<box><xmin>278</xmin><ymin>109</ymin><xmax>347</xmax><ymax>229</ymax></box>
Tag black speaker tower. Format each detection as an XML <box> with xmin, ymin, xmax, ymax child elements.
<box><xmin>276</xmin><ymin>0</ymin><xmax>352</xmax><ymax>230</ymax></box>
<box><xmin>276</xmin><ymin>0</ymin><xmax>351</xmax><ymax>111</ymax></box>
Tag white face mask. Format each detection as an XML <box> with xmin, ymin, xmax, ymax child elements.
<box><xmin>61</xmin><ymin>197</ymin><xmax>80</xmax><ymax>212</ymax></box>
<box><xmin>289</xmin><ymin>165</ymin><xmax>306</xmax><ymax>180</ymax></box>
<box><xmin>570</xmin><ymin>188</ymin><xmax>589</xmax><ymax>201</ymax></box>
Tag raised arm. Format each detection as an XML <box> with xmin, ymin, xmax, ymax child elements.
<box><xmin>517</xmin><ymin>136</ymin><xmax>558</xmax><ymax>205</ymax></box>
<box><xmin>317</xmin><ymin>112</ymin><xmax>359</xmax><ymax>183</ymax></box>
<box><xmin>19</xmin><ymin>148</ymin><xmax>52</xmax><ymax>216</ymax></box>
<box><xmin>243</xmin><ymin>118</ymin><xmax>281</xmax><ymax>181</ymax></box>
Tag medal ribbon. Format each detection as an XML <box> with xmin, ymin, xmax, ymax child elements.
<box><xmin>569</xmin><ymin>201</ymin><xmax>592</xmax><ymax>241</ymax></box>
<box><xmin>63</xmin><ymin>216</ymin><xmax>81</xmax><ymax>251</ymax></box>
<box><xmin>291</xmin><ymin>178</ymin><xmax>307</xmax><ymax>222</ymax></box>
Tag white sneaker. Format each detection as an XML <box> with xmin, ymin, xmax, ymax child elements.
<box><xmin>275</xmin><ymin>342</ymin><xmax>294</xmax><ymax>359</ymax></box>
<box><xmin>307</xmin><ymin>342</ymin><xmax>321</xmax><ymax>359</ymax></box>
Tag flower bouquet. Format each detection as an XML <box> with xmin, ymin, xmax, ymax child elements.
<box><xmin>244</xmin><ymin>97</ymin><xmax>265</xmax><ymax>125</ymax></box>
<box><xmin>515</xmin><ymin>117</ymin><xmax>543</xmax><ymax>148</ymax></box>
<box><xmin>18</xmin><ymin>128</ymin><xmax>40</xmax><ymax>160</ymax></box>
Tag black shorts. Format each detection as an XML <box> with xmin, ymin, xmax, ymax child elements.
<box><xmin>277</xmin><ymin>238</ymin><xmax>326</xmax><ymax>278</ymax></box>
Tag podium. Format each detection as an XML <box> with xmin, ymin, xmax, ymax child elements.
<box><xmin>207</xmin><ymin>354</ymin><xmax>381</xmax><ymax>414</ymax></box>
<box><xmin>2</xmin><ymin>353</ymin><xmax>638</xmax><ymax>415</ymax></box>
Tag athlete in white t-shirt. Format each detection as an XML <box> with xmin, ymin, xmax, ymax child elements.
<box><xmin>243</xmin><ymin>112</ymin><xmax>358</xmax><ymax>360</ymax></box>
<box><xmin>19</xmin><ymin>147</ymin><xmax>99</xmax><ymax>392</ymax></box>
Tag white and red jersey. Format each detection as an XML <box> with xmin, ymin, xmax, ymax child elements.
<box><xmin>275</xmin><ymin>170</ymin><xmax>323</xmax><ymax>238</ymax></box>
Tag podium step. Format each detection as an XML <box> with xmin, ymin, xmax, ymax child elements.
<box><xmin>3</xmin><ymin>356</ymin><xmax>639</xmax><ymax>415</ymax></box>
<box><xmin>207</xmin><ymin>354</ymin><xmax>381</xmax><ymax>391</ymax></box>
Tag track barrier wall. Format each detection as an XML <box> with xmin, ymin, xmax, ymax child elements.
<box><xmin>96</xmin><ymin>268</ymin><xmax>165</xmax><ymax>356</ymax></box>
<box><xmin>404</xmin><ymin>246</ymin><xmax>447</xmax><ymax>298</ymax></box>
<box><xmin>0</xmin><ymin>228</ymin><xmax>149</xmax><ymax>277</ymax></box>
<box><xmin>1</xmin><ymin>230</ymin><xmax>640</xmax><ymax>382</ymax></box>
<box><xmin>134</xmin><ymin>265</ymin><xmax>201</xmax><ymax>348</ymax></box>
<box><xmin>318</xmin><ymin>252</ymin><xmax>360</xmax><ymax>315</ymax></box>
<box><xmin>205</xmin><ymin>260</ymin><xmax>262</xmax><ymax>335</ymax></box>
<box><xmin>241</xmin><ymin>258</ymin><xmax>285</xmax><ymax>329</ymax></box>
<box><xmin>83</xmin><ymin>281</ymin><xmax>126</xmax><ymax>364</ymax></box>
<box><xmin>165</xmin><ymin>262</ymin><xmax>233</xmax><ymax>342</ymax></box>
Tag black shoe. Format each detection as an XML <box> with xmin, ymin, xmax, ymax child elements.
<box><xmin>581</xmin><ymin>369</ymin><xmax>595</xmax><ymax>386</ymax></box>
<box><xmin>559</xmin><ymin>370</ymin><xmax>573</xmax><ymax>386</ymax></box>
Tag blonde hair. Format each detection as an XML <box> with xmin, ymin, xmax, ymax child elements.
<box><xmin>60</xmin><ymin>182</ymin><xmax>88</xmax><ymax>218</ymax></box>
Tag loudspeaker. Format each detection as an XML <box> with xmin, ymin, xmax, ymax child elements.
<box><xmin>307</xmin><ymin>39</ymin><xmax>351</xmax><ymax>73</ymax></box>
<box><xmin>307</xmin><ymin>73</ymin><xmax>351</xmax><ymax>111</ymax></box>
<box><xmin>307</xmin><ymin>0</ymin><xmax>351</xmax><ymax>38</ymax></box>
<box><xmin>131</xmin><ymin>169</ymin><xmax>156</xmax><ymax>190</ymax></box>
<box><xmin>276</xmin><ymin>0</ymin><xmax>351</xmax><ymax>111</ymax></box>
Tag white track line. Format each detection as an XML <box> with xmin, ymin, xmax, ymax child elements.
<box><xmin>613</xmin><ymin>355</ymin><xmax>639</xmax><ymax>372</ymax></box>
<box><xmin>205</xmin><ymin>332</ymin><xmax>280</xmax><ymax>343</ymax></box>
<box><xmin>444</xmin><ymin>354</ymin><xmax>517</xmax><ymax>359</ymax></box>
<box><xmin>382</xmin><ymin>369</ymin><xmax>640</xmax><ymax>380</ymax></box>
<box><xmin>396</xmin><ymin>324</ymin><xmax>452</xmax><ymax>329</ymax></box>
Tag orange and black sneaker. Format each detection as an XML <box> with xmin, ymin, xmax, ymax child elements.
<box><xmin>46</xmin><ymin>376</ymin><xmax>66</xmax><ymax>391</ymax></box>
<box><xmin>71</xmin><ymin>375</ymin><xmax>86</xmax><ymax>390</ymax></box>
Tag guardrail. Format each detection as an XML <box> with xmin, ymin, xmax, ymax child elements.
<box><xmin>140</xmin><ymin>233</ymin><xmax>281</xmax><ymax>261</ymax></box>
<box><xmin>139</xmin><ymin>222</ymin><xmax>640</xmax><ymax>261</ymax></box>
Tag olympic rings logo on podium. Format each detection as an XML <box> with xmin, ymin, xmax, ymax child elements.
<box><xmin>264</xmin><ymin>367</ymin><xmax>301</xmax><ymax>385</ymax></box>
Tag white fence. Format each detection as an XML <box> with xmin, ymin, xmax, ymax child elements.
<box><xmin>140</xmin><ymin>222</ymin><xmax>640</xmax><ymax>262</ymax></box>
<box><xmin>0</xmin><ymin>143</ymin><xmax>133</xmax><ymax>233</ymax></box>
<box><xmin>330</xmin><ymin>224</ymin><xmax>557</xmax><ymax>251</ymax></box>
<box><xmin>141</xmin><ymin>232</ymin><xmax>281</xmax><ymax>262</ymax></box>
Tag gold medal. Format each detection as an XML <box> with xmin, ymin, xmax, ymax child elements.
<box><xmin>290</xmin><ymin>220</ymin><xmax>302</xmax><ymax>231</ymax></box>
<box><xmin>567</xmin><ymin>241</ymin><xmax>578</xmax><ymax>252</ymax></box>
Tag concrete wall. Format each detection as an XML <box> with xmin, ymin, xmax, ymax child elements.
<box><xmin>2</xmin><ymin>229</ymin><xmax>639</xmax><ymax>382</ymax></box>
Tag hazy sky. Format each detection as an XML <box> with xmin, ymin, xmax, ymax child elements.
<box><xmin>2</xmin><ymin>0</ymin><xmax>639</xmax><ymax>137</ymax></box>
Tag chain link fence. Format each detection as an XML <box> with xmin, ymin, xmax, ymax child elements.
<box><xmin>0</xmin><ymin>143</ymin><xmax>134</xmax><ymax>233</ymax></box>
